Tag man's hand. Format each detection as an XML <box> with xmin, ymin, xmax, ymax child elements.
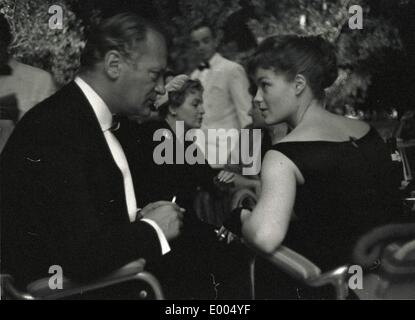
<box><xmin>141</xmin><ymin>201</ymin><xmax>185</xmax><ymax>241</ymax></box>
<box><xmin>154</xmin><ymin>74</ymin><xmax>189</xmax><ymax>108</ymax></box>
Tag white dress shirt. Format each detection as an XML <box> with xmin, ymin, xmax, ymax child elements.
<box><xmin>74</xmin><ymin>76</ymin><xmax>170</xmax><ymax>255</ymax></box>
<box><xmin>191</xmin><ymin>53</ymin><xmax>252</xmax><ymax>168</ymax></box>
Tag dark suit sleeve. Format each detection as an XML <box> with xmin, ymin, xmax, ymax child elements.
<box><xmin>1</xmin><ymin>123</ymin><xmax>163</xmax><ymax>284</ymax></box>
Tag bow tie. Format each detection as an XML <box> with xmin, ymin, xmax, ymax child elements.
<box><xmin>197</xmin><ymin>61</ymin><xmax>210</xmax><ymax>71</ymax></box>
<box><xmin>0</xmin><ymin>64</ymin><xmax>12</xmax><ymax>76</ymax></box>
<box><xmin>109</xmin><ymin>115</ymin><xmax>122</xmax><ymax>132</ymax></box>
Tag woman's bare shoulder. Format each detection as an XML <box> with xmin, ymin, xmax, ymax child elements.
<box><xmin>276</xmin><ymin>115</ymin><xmax>370</xmax><ymax>143</ymax></box>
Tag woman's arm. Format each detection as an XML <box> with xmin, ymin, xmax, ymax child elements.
<box><xmin>241</xmin><ymin>150</ymin><xmax>300</xmax><ymax>254</ymax></box>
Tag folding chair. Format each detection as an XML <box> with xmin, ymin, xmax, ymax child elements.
<box><xmin>1</xmin><ymin>258</ymin><xmax>164</xmax><ymax>300</ymax></box>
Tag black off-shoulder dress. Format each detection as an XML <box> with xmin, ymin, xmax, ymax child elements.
<box><xmin>255</xmin><ymin>127</ymin><xmax>404</xmax><ymax>299</ymax></box>
<box><xmin>272</xmin><ymin>127</ymin><xmax>403</xmax><ymax>271</ymax></box>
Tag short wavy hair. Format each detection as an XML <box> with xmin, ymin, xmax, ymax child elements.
<box><xmin>158</xmin><ymin>79</ymin><xmax>204</xmax><ymax>119</ymax></box>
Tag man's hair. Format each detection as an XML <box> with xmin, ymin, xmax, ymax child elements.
<box><xmin>158</xmin><ymin>79</ymin><xmax>203</xmax><ymax>119</ymax></box>
<box><xmin>80</xmin><ymin>12</ymin><xmax>164</xmax><ymax>69</ymax></box>
<box><xmin>0</xmin><ymin>14</ymin><xmax>12</xmax><ymax>47</ymax></box>
<box><xmin>190</xmin><ymin>19</ymin><xmax>216</xmax><ymax>38</ymax></box>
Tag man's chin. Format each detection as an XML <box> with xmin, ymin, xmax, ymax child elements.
<box><xmin>135</xmin><ymin>102</ymin><xmax>153</xmax><ymax>117</ymax></box>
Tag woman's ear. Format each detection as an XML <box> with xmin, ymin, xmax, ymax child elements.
<box><xmin>294</xmin><ymin>74</ymin><xmax>307</xmax><ymax>96</ymax></box>
<box><xmin>104</xmin><ymin>50</ymin><xmax>122</xmax><ymax>80</ymax></box>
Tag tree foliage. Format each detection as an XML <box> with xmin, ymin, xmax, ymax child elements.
<box><xmin>1</xmin><ymin>0</ymin><xmax>407</xmax><ymax>112</ymax></box>
<box><xmin>1</xmin><ymin>0</ymin><xmax>84</xmax><ymax>86</ymax></box>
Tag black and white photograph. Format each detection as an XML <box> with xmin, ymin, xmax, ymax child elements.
<box><xmin>1</xmin><ymin>0</ymin><xmax>415</xmax><ymax>305</ymax></box>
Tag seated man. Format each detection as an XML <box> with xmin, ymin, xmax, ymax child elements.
<box><xmin>1</xmin><ymin>13</ymin><xmax>183</xmax><ymax>290</ymax></box>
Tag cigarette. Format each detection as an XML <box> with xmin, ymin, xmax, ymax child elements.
<box><xmin>171</xmin><ymin>196</ymin><xmax>176</xmax><ymax>203</ymax></box>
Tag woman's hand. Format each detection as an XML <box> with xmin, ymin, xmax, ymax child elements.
<box><xmin>231</xmin><ymin>174</ymin><xmax>261</xmax><ymax>196</ymax></box>
<box><xmin>215</xmin><ymin>170</ymin><xmax>236</xmax><ymax>184</ymax></box>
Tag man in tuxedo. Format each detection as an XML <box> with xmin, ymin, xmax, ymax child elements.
<box><xmin>0</xmin><ymin>13</ymin><xmax>183</xmax><ymax>289</ymax></box>
<box><xmin>190</xmin><ymin>21</ymin><xmax>252</xmax><ymax>169</ymax></box>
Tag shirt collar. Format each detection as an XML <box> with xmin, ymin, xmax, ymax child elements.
<box><xmin>208</xmin><ymin>52</ymin><xmax>221</xmax><ymax>67</ymax></box>
<box><xmin>74</xmin><ymin>76</ymin><xmax>113</xmax><ymax>132</ymax></box>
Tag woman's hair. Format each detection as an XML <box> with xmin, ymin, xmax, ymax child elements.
<box><xmin>158</xmin><ymin>79</ymin><xmax>203</xmax><ymax>119</ymax></box>
<box><xmin>248</xmin><ymin>35</ymin><xmax>338</xmax><ymax>100</ymax></box>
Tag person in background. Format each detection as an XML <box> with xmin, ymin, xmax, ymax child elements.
<box><xmin>189</xmin><ymin>21</ymin><xmax>252</xmax><ymax>169</ymax></box>
<box><xmin>137</xmin><ymin>76</ymin><xmax>236</xmax><ymax>214</ymax></box>
<box><xmin>134</xmin><ymin>76</ymin><xmax>251</xmax><ymax>299</ymax></box>
<box><xmin>0</xmin><ymin>14</ymin><xmax>56</xmax><ymax>153</ymax></box>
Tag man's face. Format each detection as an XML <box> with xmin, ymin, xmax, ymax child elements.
<box><xmin>117</xmin><ymin>30</ymin><xmax>167</xmax><ymax>117</ymax></box>
<box><xmin>190</xmin><ymin>26</ymin><xmax>216</xmax><ymax>62</ymax></box>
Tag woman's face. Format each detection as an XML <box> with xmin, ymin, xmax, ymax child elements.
<box><xmin>248</xmin><ymin>100</ymin><xmax>267</xmax><ymax>129</ymax></box>
<box><xmin>175</xmin><ymin>90</ymin><xmax>204</xmax><ymax>129</ymax></box>
<box><xmin>253</xmin><ymin>68</ymin><xmax>297</xmax><ymax>125</ymax></box>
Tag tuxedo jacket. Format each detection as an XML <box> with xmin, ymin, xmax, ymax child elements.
<box><xmin>0</xmin><ymin>82</ymin><xmax>162</xmax><ymax>287</ymax></box>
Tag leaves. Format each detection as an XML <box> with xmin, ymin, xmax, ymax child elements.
<box><xmin>1</xmin><ymin>0</ymin><xmax>405</xmax><ymax>111</ymax></box>
<box><xmin>1</xmin><ymin>0</ymin><xmax>84</xmax><ymax>86</ymax></box>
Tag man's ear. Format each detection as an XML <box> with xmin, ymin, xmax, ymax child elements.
<box><xmin>294</xmin><ymin>74</ymin><xmax>307</xmax><ymax>96</ymax></box>
<box><xmin>104</xmin><ymin>50</ymin><xmax>122</xmax><ymax>80</ymax></box>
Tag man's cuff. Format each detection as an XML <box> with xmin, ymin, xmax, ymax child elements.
<box><xmin>141</xmin><ymin>218</ymin><xmax>171</xmax><ymax>255</ymax></box>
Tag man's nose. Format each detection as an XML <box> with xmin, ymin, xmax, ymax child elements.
<box><xmin>154</xmin><ymin>77</ymin><xmax>166</xmax><ymax>95</ymax></box>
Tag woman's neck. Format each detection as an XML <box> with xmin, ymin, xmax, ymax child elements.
<box><xmin>165</xmin><ymin>116</ymin><xmax>176</xmax><ymax>133</ymax></box>
<box><xmin>288</xmin><ymin>98</ymin><xmax>323</xmax><ymax>129</ymax></box>
<box><xmin>165</xmin><ymin>116</ymin><xmax>190</xmax><ymax>141</ymax></box>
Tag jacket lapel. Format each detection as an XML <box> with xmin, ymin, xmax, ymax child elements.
<box><xmin>63</xmin><ymin>82</ymin><xmax>130</xmax><ymax>223</ymax></box>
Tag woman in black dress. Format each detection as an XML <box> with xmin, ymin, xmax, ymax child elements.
<box><xmin>230</xmin><ymin>35</ymin><xmax>403</xmax><ymax>298</ymax></box>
